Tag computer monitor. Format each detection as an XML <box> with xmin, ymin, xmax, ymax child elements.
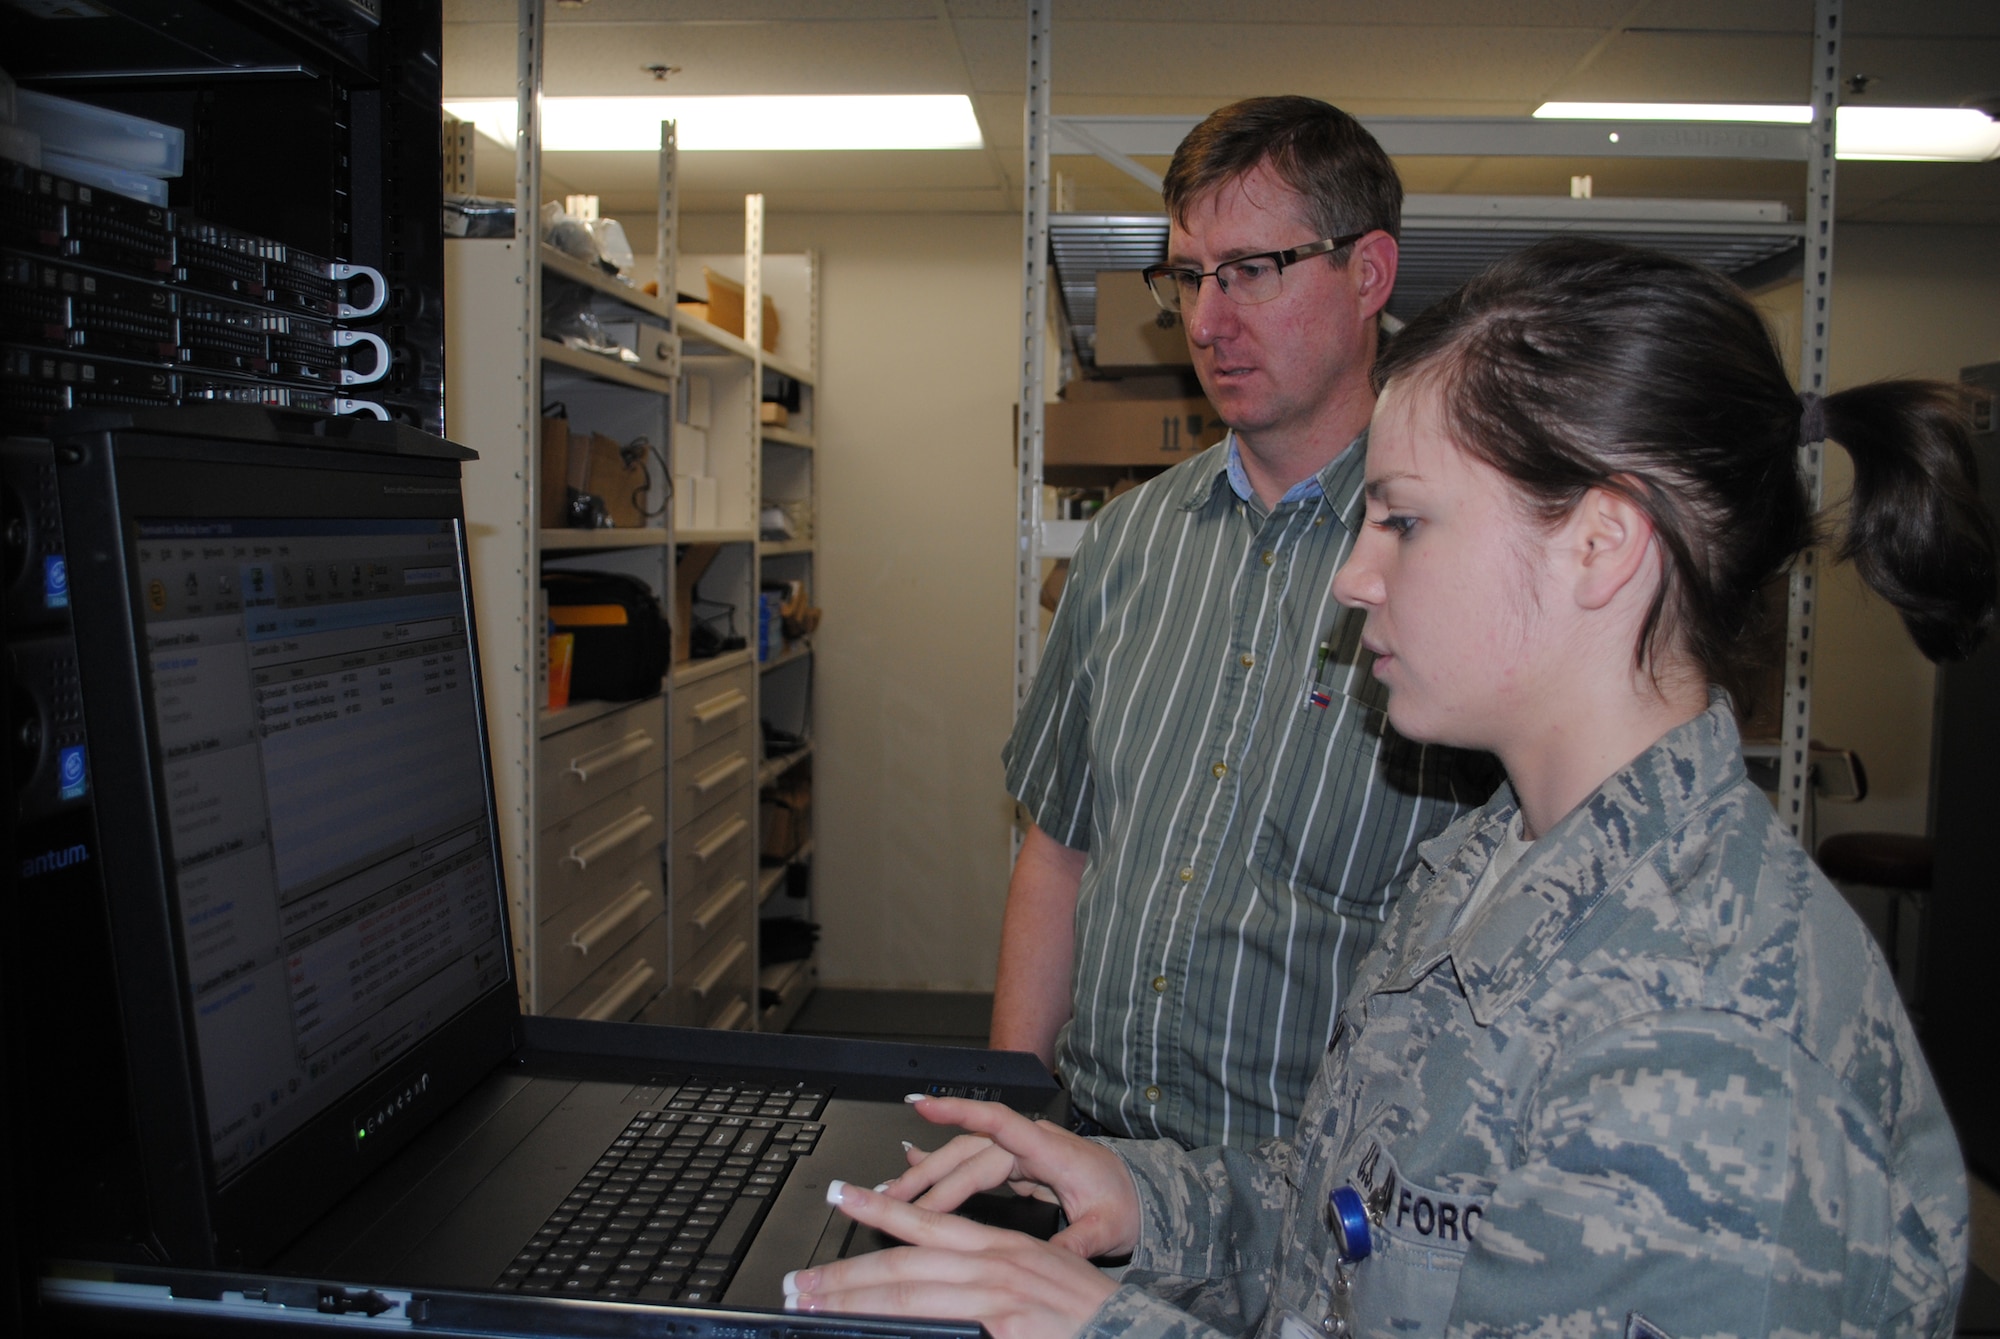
<box><xmin>52</xmin><ymin>408</ymin><xmax>519</xmax><ymax>1265</ymax></box>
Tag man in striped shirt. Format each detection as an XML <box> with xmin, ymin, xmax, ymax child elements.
<box><xmin>996</xmin><ymin>96</ymin><xmax>1491</xmax><ymax>1150</ymax></box>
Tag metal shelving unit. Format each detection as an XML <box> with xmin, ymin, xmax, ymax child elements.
<box><xmin>1013</xmin><ymin>0</ymin><xmax>1844</xmax><ymax>844</ymax></box>
<box><xmin>446</xmin><ymin>0</ymin><xmax>827</xmax><ymax>1033</ymax></box>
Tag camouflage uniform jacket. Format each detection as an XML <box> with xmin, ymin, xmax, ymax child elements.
<box><xmin>1083</xmin><ymin>699</ymin><xmax>1966</xmax><ymax>1339</ymax></box>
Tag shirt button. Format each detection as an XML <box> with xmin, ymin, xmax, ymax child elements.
<box><xmin>1315</xmin><ymin>515</ymin><xmax>1327</xmax><ymax>526</ymax></box>
<box><xmin>1143</xmin><ymin>1086</ymin><xmax>1162</xmax><ymax>1104</ymax></box>
<box><xmin>1239</xmin><ymin>652</ymin><xmax>1254</xmax><ymax>668</ymax></box>
<box><xmin>1211</xmin><ymin>761</ymin><xmax>1228</xmax><ymax>779</ymax></box>
<box><xmin>1261</xmin><ymin>550</ymin><xmax>1275</xmax><ymax>566</ymax></box>
<box><xmin>1178</xmin><ymin>867</ymin><xmax>1194</xmax><ymax>882</ymax></box>
<box><xmin>1151</xmin><ymin>975</ymin><xmax>1168</xmax><ymax>994</ymax></box>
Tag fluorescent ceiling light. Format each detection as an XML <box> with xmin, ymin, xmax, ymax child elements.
<box><xmin>1536</xmin><ymin>102</ymin><xmax>1813</xmax><ymax>124</ymax></box>
<box><xmin>443</xmin><ymin>96</ymin><xmax>983</xmax><ymax>151</ymax></box>
<box><xmin>1535</xmin><ymin>101</ymin><xmax>2000</xmax><ymax>160</ymax></box>
<box><xmin>1833</xmin><ymin>106</ymin><xmax>2000</xmax><ymax>161</ymax></box>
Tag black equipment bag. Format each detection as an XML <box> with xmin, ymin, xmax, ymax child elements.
<box><xmin>542</xmin><ymin>570</ymin><xmax>671</xmax><ymax>702</ymax></box>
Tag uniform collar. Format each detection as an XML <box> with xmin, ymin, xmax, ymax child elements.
<box><xmin>1178</xmin><ymin>428</ymin><xmax>1369</xmax><ymax>532</ymax></box>
<box><xmin>1383</xmin><ymin>693</ymin><xmax>1748</xmax><ymax>1025</ymax></box>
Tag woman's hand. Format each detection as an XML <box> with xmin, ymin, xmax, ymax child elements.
<box><xmin>784</xmin><ymin>1181</ymin><xmax>1119</xmax><ymax>1339</ymax></box>
<box><xmin>882</xmin><ymin>1095</ymin><xmax>1140</xmax><ymax>1262</ymax></box>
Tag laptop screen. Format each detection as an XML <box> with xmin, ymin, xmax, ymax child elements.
<box><xmin>133</xmin><ymin>517</ymin><xmax>508</xmax><ymax>1187</ymax></box>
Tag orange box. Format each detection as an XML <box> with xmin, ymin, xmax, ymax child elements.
<box><xmin>547</xmin><ymin>632</ymin><xmax>575</xmax><ymax>710</ymax></box>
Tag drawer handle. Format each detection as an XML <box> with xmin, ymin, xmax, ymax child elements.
<box><xmin>570</xmin><ymin>882</ymin><xmax>656</xmax><ymax>956</ymax></box>
<box><xmin>689</xmin><ymin>939</ymin><xmax>748</xmax><ymax>999</ymax></box>
<box><xmin>690</xmin><ymin>688</ymin><xmax>749</xmax><ymax>725</ymax></box>
<box><xmin>579</xmin><ymin>958</ymin><xmax>657</xmax><ymax>1022</ymax></box>
<box><xmin>690</xmin><ymin>878</ymin><xmax>749</xmax><ymax>933</ymax></box>
<box><xmin>709</xmin><ymin>997</ymin><xmax>751</xmax><ymax>1031</ymax></box>
<box><xmin>565</xmin><ymin>808</ymin><xmax>655</xmax><ymax>870</ymax></box>
<box><xmin>568</xmin><ymin>730</ymin><xmax>656</xmax><ymax>783</ymax></box>
<box><xmin>692</xmin><ymin>754</ymin><xmax>750</xmax><ymax>794</ymax></box>
<box><xmin>691</xmin><ymin>815</ymin><xmax>749</xmax><ymax>863</ymax></box>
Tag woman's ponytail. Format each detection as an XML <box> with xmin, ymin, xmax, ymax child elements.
<box><xmin>1825</xmin><ymin>380</ymin><xmax>1996</xmax><ymax>662</ymax></box>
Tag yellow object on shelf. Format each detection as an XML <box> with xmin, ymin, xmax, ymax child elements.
<box><xmin>701</xmin><ymin>267</ymin><xmax>779</xmax><ymax>352</ymax></box>
<box><xmin>547</xmin><ymin>632</ymin><xmax>575</xmax><ymax>710</ymax></box>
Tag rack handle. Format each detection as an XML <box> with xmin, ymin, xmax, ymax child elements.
<box><xmin>570</xmin><ymin>881</ymin><xmax>656</xmax><ymax>957</ymax></box>
<box><xmin>708</xmin><ymin>997</ymin><xmax>751</xmax><ymax>1031</ymax></box>
<box><xmin>564</xmin><ymin>808</ymin><xmax>655</xmax><ymax>870</ymax></box>
<box><xmin>578</xmin><ymin>959</ymin><xmax>657</xmax><ymax>1022</ymax></box>
<box><xmin>568</xmin><ymin>730</ymin><xmax>655</xmax><ymax>783</ymax></box>
<box><xmin>332</xmin><ymin>261</ymin><xmax>388</xmax><ymax>319</ymax></box>
<box><xmin>335</xmin><ymin>329</ymin><xmax>390</xmax><ymax>385</ymax></box>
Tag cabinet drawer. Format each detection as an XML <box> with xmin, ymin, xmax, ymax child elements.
<box><xmin>537</xmin><ymin>777</ymin><xmax>666</xmax><ymax>925</ymax></box>
<box><xmin>674</xmin><ymin>865</ymin><xmax>752</xmax><ymax>971</ymax></box>
<box><xmin>538</xmin><ymin>698</ymin><xmax>667</xmax><ymax>826</ymax></box>
<box><xmin>674</xmin><ymin>666</ymin><xmax>754</xmax><ymax>759</ymax></box>
<box><xmin>666</xmin><ymin>928</ymin><xmax>753</xmax><ymax>1029</ymax></box>
<box><xmin>535</xmin><ymin>854</ymin><xmax>665</xmax><ymax>1006</ymax></box>
<box><xmin>670</xmin><ymin>726</ymin><xmax>755</xmax><ymax>830</ymax></box>
<box><xmin>548</xmin><ymin>913</ymin><xmax>669</xmax><ymax>1022</ymax></box>
<box><xmin>670</xmin><ymin>790</ymin><xmax>755</xmax><ymax>897</ymax></box>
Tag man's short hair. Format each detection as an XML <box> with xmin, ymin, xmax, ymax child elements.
<box><xmin>1163</xmin><ymin>95</ymin><xmax>1402</xmax><ymax>245</ymax></box>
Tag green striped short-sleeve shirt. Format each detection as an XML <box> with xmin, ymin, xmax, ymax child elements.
<box><xmin>1005</xmin><ymin>433</ymin><xmax>1492</xmax><ymax>1149</ymax></box>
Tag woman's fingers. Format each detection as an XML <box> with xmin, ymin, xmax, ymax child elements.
<box><xmin>785</xmin><ymin>1182</ymin><xmax>1117</xmax><ymax>1339</ymax></box>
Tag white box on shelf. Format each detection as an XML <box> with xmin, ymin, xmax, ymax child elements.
<box><xmin>673</xmin><ymin>476</ymin><xmax>695</xmax><ymax>531</ymax></box>
<box><xmin>680</xmin><ymin>371</ymin><xmax>712</xmax><ymax>430</ymax></box>
<box><xmin>672</xmin><ymin>423</ymin><xmax>708</xmax><ymax>477</ymax></box>
<box><xmin>692</xmin><ymin>476</ymin><xmax>719</xmax><ymax>531</ymax></box>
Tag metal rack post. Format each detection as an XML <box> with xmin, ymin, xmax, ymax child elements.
<box><xmin>1014</xmin><ymin>0</ymin><xmax>1053</xmax><ymax>711</ymax></box>
<box><xmin>1778</xmin><ymin>0</ymin><xmax>1842</xmax><ymax>845</ymax></box>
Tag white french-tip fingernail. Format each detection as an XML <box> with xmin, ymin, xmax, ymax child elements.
<box><xmin>873</xmin><ymin>1182</ymin><xmax>890</xmax><ymax>1193</ymax></box>
<box><xmin>826</xmin><ymin>1179</ymin><xmax>848</xmax><ymax>1205</ymax></box>
<box><xmin>900</xmin><ymin>1140</ymin><xmax>916</xmax><ymax>1153</ymax></box>
<box><xmin>782</xmin><ymin>1271</ymin><xmax>802</xmax><ymax>1297</ymax></box>
<box><xmin>782</xmin><ymin>1295</ymin><xmax>800</xmax><ymax>1312</ymax></box>
<box><xmin>904</xmin><ymin>1093</ymin><xmax>926</xmax><ymax>1104</ymax></box>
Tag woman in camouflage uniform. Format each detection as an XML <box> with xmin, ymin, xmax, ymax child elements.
<box><xmin>783</xmin><ymin>238</ymin><xmax>1993</xmax><ymax>1339</ymax></box>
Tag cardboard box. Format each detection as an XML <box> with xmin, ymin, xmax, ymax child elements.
<box><xmin>1044</xmin><ymin>395</ymin><xmax>1227</xmax><ymax>467</ymax></box>
<box><xmin>1093</xmin><ymin>269</ymin><xmax>1191</xmax><ymax>371</ymax></box>
<box><xmin>701</xmin><ymin>267</ymin><xmax>779</xmax><ymax>352</ymax></box>
<box><xmin>759</xmin><ymin>401</ymin><xmax>788</xmax><ymax>428</ymax></box>
<box><xmin>582</xmin><ymin>432</ymin><xmax>647</xmax><ymax>527</ymax></box>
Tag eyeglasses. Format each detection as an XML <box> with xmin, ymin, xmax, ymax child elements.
<box><xmin>1141</xmin><ymin>231</ymin><xmax>1369</xmax><ymax>313</ymax></box>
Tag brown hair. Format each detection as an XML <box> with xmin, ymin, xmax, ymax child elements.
<box><xmin>1162</xmin><ymin>96</ymin><xmax>1402</xmax><ymax>253</ymax></box>
<box><xmin>1375</xmin><ymin>237</ymin><xmax>1994</xmax><ymax>694</ymax></box>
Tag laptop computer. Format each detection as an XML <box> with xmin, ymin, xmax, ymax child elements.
<box><xmin>26</xmin><ymin>408</ymin><xmax>1057</xmax><ymax>1329</ymax></box>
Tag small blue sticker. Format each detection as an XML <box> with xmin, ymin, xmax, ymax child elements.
<box><xmin>58</xmin><ymin>745</ymin><xmax>87</xmax><ymax>801</ymax></box>
<box><xmin>44</xmin><ymin>555</ymin><xmax>69</xmax><ymax>609</ymax></box>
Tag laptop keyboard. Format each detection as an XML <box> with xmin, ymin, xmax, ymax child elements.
<box><xmin>496</xmin><ymin>1079</ymin><xmax>827</xmax><ymax>1304</ymax></box>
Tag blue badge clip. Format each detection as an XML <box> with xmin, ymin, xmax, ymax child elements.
<box><xmin>1327</xmin><ymin>1184</ymin><xmax>1372</xmax><ymax>1263</ymax></box>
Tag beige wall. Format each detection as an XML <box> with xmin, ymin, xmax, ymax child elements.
<box><xmin>679</xmin><ymin>210</ymin><xmax>1023</xmax><ymax>990</ymax></box>
<box><xmin>1775</xmin><ymin>225</ymin><xmax>2000</xmax><ymax>846</ymax></box>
